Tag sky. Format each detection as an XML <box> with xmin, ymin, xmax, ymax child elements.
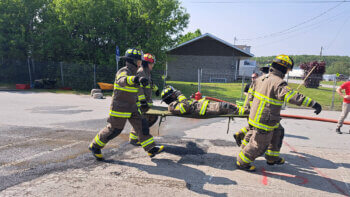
<box><xmin>180</xmin><ymin>0</ymin><xmax>350</xmax><ymax>57</ymax></box>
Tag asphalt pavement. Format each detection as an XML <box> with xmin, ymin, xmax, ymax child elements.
<box><xmin>0</xmin><ymin>91</ymin><xmax>349</xmax><ymax>196</ymax></box>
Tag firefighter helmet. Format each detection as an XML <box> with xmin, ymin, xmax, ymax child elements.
<box><xmin>122</xmin><ymin>48</ymin><xmax>144</xmax><ymax>61</ymax></box>
<box><xmin>272</xmin><ymin>55</ymin><xmax>294</xmax><ymax>70</ymax></box>
<box><xmin>143</xmin><ymin>53</ymin><xmax>156</xmax><ymax>64</ymax></box>
<box><xmin>161</xmin><ymin>86</ymin><xmax>176</xmax><ymax>104</ymax></box>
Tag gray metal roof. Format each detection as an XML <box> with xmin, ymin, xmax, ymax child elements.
<box><xmin>168</xmin><ymin>33</ymin><xmax>254</xmax><ymax>57</ymax></box>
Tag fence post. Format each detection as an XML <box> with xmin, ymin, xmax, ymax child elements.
<box><xmin>27</xmin><ymin>56</ymin><xmax>32</xmax><ymax>87</ymax></box>
<box><xmin>240</xmin><ymin>72</ymin><xmax>245</xmax><ymax>100</ymax></box>
<box><xmin>198</xmin><ymin>67</ymin><xmax>201</xmax><ymax>92</ymax></box>
<box><xmin>60</xmin><ymin>62</ymin><xmax>64</xmax><ymax>87</ymax></box>
<box><xmin>93</xmin><ymin>64</ymin><xmax>96</xmax><ymax>89</ymax></box>
<box><xmin>331</xmin><ymin>76</ymin><xmax>337</xmax><ymax>110</ymax></box>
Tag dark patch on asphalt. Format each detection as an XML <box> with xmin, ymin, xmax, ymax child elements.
<box><xmin>164</xmin><ymin>142</ymin><xmax>207</xmax><ymax>156</ymax></box>
<box><xmin>209</xmin><ymin>139</ymin><xmax>235</xmax><ymax>147</ymax></box>
<box><xmin>27</xmin><ymin>106</ymin><xmax>92</xmax><ymax>114</ymax></box>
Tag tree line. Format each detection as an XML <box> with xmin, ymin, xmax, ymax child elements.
<box><xmin>0</xmin><ymin>0</ymin><xmax>189</xmax><ymax>87</ymax></box>
<box><xmin>253</xmin><ymin>55</ymin><xmax>350</xmax><ymax>76</ymax></box>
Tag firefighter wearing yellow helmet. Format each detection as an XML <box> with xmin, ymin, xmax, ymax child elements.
<box><xmin>236</xmin><ymin>54</ymin><xmax>322</xmax><ymax>172</ymax></box>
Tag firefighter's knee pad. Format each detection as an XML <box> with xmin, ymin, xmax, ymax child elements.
<box><xmin>142</xmin><ymin>118</ymin><xmax>150</xmax><ymax>135</ymax></box>
<box><xmin>106</xmin><ymin>128</ymin><xmax>123</xmax><ymax>141</ymax></box>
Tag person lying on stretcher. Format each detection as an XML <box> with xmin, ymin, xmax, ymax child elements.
<box><xmin>160</xmin><ymin>86</ymin><xmax>248</xmax><ymax>117</ymax></box>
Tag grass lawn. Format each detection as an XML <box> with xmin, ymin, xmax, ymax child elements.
<box><xmin>320</xmin><ymin>81</ymin><xmax>345</xmax><ymax>86</ymax></box>
<box><xmin>166</xmin><ymin>81</ymin><xmax>343</xmax><ymax>111</ymax></box>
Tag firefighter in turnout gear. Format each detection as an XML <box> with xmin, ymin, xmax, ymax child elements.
<box><xmin>236</xmin><ymin>55</ymin><xmax>322</xmax><ymax>172</ymax></box>
<box><xmin>89</xmin><ymin>48</ymin><xmax>164</xmax><ymax>160</ymax></box>
<box><xmin>161</xmin><ymin>86</ymin><xmax>248</xmax><ymax>117</ymax></box>
<box><xmin>129</xmin><ymin>53</ymin><xmax>159</xmax><ymax>146</ymax></box>
<box><xmin>234</xmin><ymin>64</ymin><xmax>270</xmax><ymax>147</ymax></box>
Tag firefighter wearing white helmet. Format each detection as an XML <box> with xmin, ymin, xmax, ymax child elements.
<box><xmin>236</xmin><ymin>54</ymin><xmax>322</xmax><ymax>172</ymax></box>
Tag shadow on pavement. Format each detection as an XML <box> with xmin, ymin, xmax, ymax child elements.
<box><xmin>285</xmin><ymin>134</ymin><xmax>310</xmax><ymax>140</ymax></box>
<box><xmin>104</xmin><ymin>158</ymin><xmax>236</xmax><ymax>197</ymax></box>
<box><xmin>261</xmin><ymin>153</ymin><xmax>350</xmax><ymax>196</ymax></box>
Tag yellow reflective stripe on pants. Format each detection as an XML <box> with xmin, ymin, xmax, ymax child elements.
<box><xmin>253</xmin><ymin>91</ymin><xmax>283</xmax><ymax>106</ymax></box>
<box><xmin>285</xmin><ymin>90</ymin><xmax>297</xmax><ymax>103</ymax></box>
<box><xmin>94</xmin><ymin>134</ymin><xmax>105</xmax><ymax>147</ymax></box>
<box><xmin>239</xmin><ymin>151</ymin><xmax>252</xmax><ymax>163</ymax></box>
<box><xmin>265</xmin><ymin>150</ymin><xmax>280</xmax><ymax>157</ymax></box>
<box><xmin>136</xmin><ymin>101</ymin><xmax>141</xmax><ymax>107</ymax></box>
<box><xmin>127</xmin><ymin>76</ymin><xmax>135</xmax><ymax>85</ymax></box>
<box><xmin>141</xmin><ymin>137</ymin><xmax>154</xmax><ymax>148</ymax></box>
<box><xmin>199</xmin><ymin>100</ymin><xmax>209</xmax><ymax>115</ymax></box>
<box><xmin>248</xmin><ymin>118</ymin><xmax>279</xmax><ymax>131</ymax></box>
<box><xmin>241</xmin><ymin>127</ymin><xmax>248</xmax><ymax>135</ymax></box>
<box><xmin>129</xmin><ymin>132</ymin><xmax>138</xmax><ymax>140</ymax></box>
<box><xmin>138</xmin><ymin>95</ymin><xmax>146</xmax><ymax>100</ymax></box>
<box><xmin>178</xmin><ymin>95</ymin><xmax>186</xmax><ymax>102</ymax></box>
<box><xmin>109</xmin><ymin>110</ymin><xmax>132</xmax><ymax>118</ymax></box>
<box><xmin>242</xmin><ymin>139</ymin><xmax>248</xmax><ymax>146</ymax></box>
<box><xmin>114</xmin><ymin>84</ymin><xmax>138</xmax><ymax>93</ymax></box>
<box><xmin>302</xmin><ymin>97</ymin><xmax>313</xmax><ymax>107</ymax></box>
<box><xmin>147</xmin><ymin>102</ymin><xmax>153</xmax><ymax>107</ymax></box>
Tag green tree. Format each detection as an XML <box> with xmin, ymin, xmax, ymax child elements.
<box><xmin>177</xmin><ymin>29</ymin><xmax>202</xmax><ymax>45</ymax></box>
<box><xmin>326</xmin><ymin>61</ymin><xmax>350</xmax><ymax>76</ymax></box>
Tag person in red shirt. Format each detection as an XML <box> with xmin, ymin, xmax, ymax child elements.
<box><xmin>336</xmin><ymin>80</ymin><xmax>350</xmax><ymax>134</ymax></box>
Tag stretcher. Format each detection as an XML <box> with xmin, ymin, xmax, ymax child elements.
<box><xmin>146</xmin><ymin>106</ymin><xmax>247</xmax><ymax>134</ymax></box>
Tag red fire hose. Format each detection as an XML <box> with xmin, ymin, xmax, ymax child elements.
<box><xmin>205</xmin><ymin>96</ymin><xmax>350</xmax><ymax>125</ymax></box>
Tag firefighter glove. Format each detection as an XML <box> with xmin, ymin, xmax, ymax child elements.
<box><xmin>139</xmin><ymin>77</ymin><xmax>149</xmax><ymax>86</ymax></box>
<box><xmin>312</xmin><ymin>102</ymin><xmax>322</xmax><ymax>115</ymax></box>
<box><xmin>133</xmin><ymin>76</ymin><xmax>140</xmax><ymax>85</ymax></box>
<box><xmin>140</xmin><ymin>100</ymin><xmax>150</xmax><ymax>113</ymax></box>
<box><xmin>155</xmin><ymin>90</ymin><xmax>160</xmax><ymax>96</ymax></box>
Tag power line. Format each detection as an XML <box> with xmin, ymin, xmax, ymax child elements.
<box><xmin>239</xmin><ymin>1</ymin><xmax>344</xmax><ymax>41</ymax></box>
<box><xmin>325</xmin><ymin>13</ymin><xmax>350</xmax><ymax>49</ymax></box>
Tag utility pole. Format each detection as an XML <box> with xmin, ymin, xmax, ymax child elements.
<box><xmin>320</xmin><ymin>46</ymin><xmax>323</xmax><ymax>57</ymax></box>
<box><xmin>234</xmin><ymin>36</ymin><xmax>237</xmax><ymax>45</ymax></box>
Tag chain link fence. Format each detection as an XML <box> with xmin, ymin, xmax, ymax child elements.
<box><xmin>0</xmin><ymin>58</ymin><xmax>165</xmax><ymax>91</ymax></box>
<box><xmin>166</xmin><ymin>68</ymin><xmax>345</xmax><ymax>111</ymax></box>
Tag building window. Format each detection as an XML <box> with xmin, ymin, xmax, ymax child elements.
<box><xmin>210</xmin><ymin>78</ymin><xmax>227</xmax><ymax>83</ymax></box>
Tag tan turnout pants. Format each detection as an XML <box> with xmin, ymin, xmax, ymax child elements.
<box><xmin>91</xmin><ymin>112</ymin><xmax>155</xmax><ymax>151</ymax></box>
<box><xmin>337</xmin><ymin>102</ymin><xmax>350</xmax><ymax>128</ymax></box>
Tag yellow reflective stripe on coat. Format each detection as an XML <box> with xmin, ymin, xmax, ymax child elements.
<box><xmin>254</xmin><ymin>101</ymin><xmax>266</xmax><ymax>122</ymax></box>
<box><xmin>136</xmin><ymin>101</ymin><xmax>141</xmax><ymax>107</ymax></box>
<box><xmin>127</xmin><ymin>76</ymin><xmax>135</xmax><ymax>85</ymax></box>
<box><xmin>178</xmin><ymin>95</ymin><xmax>187</xmax><ymax>102</ymax></box>
<box><xmin>241</xmin><ymin>127</ymin><xmax>248</xmax><ymax>135</ymax></box>
<box><xmin>147</xmin><ymin>102</ymin><xmax>153</xmax><ymax>107</ymax></box>
<box><xmin>284</xmin><ymin>90</ymin><xmax>298</xmax><ymax>103</ymax></box>
<box><xmin>199</xmin><ymin>100</ymin><xmax>209</xmax><ymax>115</ymax></box>
<box><xmin>114</xmin><ymin>84</ymin><xmax>138</xmax><ymax>93</ymax></box>
<box><xmin>117</xmin><ymin>72</ymin><xmax>127</xmax><ymax>80</ymax></box>
<box><xmin>253</xmin><ymin>91</ymin><xmax>283</xmax><ymax>106</ymax></box>
<box><xmin>109</xmin><ymin>110</ymin><xmax>132</xmax><ymax>118</ymax></box>
<box><xmin>302</xmin><ymin>97</ymin><xmax>313</xmax><ymax>107</ymax></box>
<box><xmin>141</xmin><ymin>137</ymin><xmax>154</xmax><ymax>147</ymax></box>
<box><xmin>176</xmin><ymin>103</ymin><xmax>186</xmax><ymax>114</ymax></box>
<box><xmin>239</xmin><ymin>151</ymin><xmax>252</xmax><ymax>163</ymax></box>
<box><xmin>238</xmin><ymin>106</ymin><xmax>245</xmax><ymax>115</ymax></box>
<box><xmin>248</xmin><ymin>118</ymin><xmax>279</xmax><ymax>131</ymax></box>
<box><xmin>94</xmin><ymin>134</ymin><xmax>105</xmax><ymax>147</ymax></box>
<box><xmin>129</xmin><ymin>133</ymin><xmax>138</xmax><ymax>140</ymax></box>
<box><xmin>242</xmin><ymin>139</ymin><xmax>248</xmax><ymax>146</ymax></box>
<box><xmin>140</xmin><ymin>84</ymin><xmax>151</xmax><ymax>88</ymax></box>
<box><xmin>265</xmin><ymin>150</ymin><xmax>280</xmax><ymax>157</ymax></box>
<box><xmin>138</xmin><ymin>95</ymin><xmax>146</xmax><ymax>101</ymax></box>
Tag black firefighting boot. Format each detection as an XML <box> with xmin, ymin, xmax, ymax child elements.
<box><xmin>336</xmin><ymin>127</ymin><xmax>342</xmax><ymax>134</ymax></box>
<box><xmin>266</xmin><ymin>157</ymin><xmax>285</xmax><ymax>165</ymax></box>
<box><xmin>236</xmin><ymin>161</ymin><xmax>256</xmax><ymax>172</ymax></box>
<box><xmin>89</xmin><ymin>143</ymin><xmax>104</xmax><ymax>161</ymax></box>
<box><xmin>233</xmin><ymin>132</ymin><xmax>242</xmax><ymax>147</ymax></box>
<box><xmin>129</xmin><ymin>140</ymin><xmax>141</xmax><ymax>146</ymax></box>
<box><xmin>147</xmin><ymin>145</ymin><xmax>165</xmax><ymax>158</ymax></box>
